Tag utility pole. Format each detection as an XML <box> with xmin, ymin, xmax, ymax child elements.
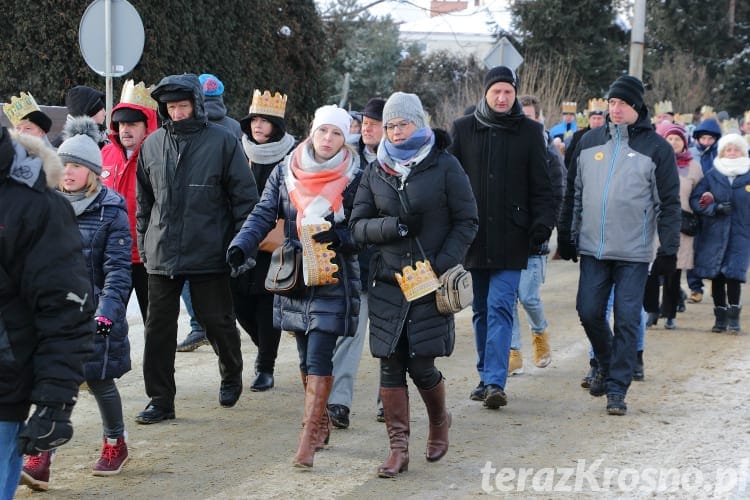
<box><xmin>628</xmin><ymin>0</ymin><xmax>646</xmax><ymax>79</ymax></box>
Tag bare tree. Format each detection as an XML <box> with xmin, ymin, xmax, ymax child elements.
<box><xmin>646</xmin><ymin>52</ymin><xmax>711</xmax><ymax>119</ymax></box>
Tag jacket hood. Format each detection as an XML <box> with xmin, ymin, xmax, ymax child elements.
<box><xmin>693</xmin><ymin>118</ymin><xmax>722</xmax><ymax>139</ymax></box>
<box><xmin>90</xmin><ymin>185</ymin><xmax>127</xmax><ymax>211</ymax></box>
<box><xmin>203</xmin><ymin>95</ymin><xmax>228</xmax><ymax>121</ymax></box>
<box><xmin>8</xmin><ymin>129</ymin><xmax>63</xmax><ymax>189</ymax></box>
<box><xmin>151</xmin><ymin>74</ymin><xmax>206</xmax><ymax>124</ymax></box>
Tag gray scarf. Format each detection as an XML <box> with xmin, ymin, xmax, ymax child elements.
<box><xmin>242</xmin><ymin>133</ymin><xmax>295</xmax><ymax>165</ymax></box>
<box><xmin>59</xmin><ymin>184</ymin><xmax>101</xmax><ymax>216</ymax></box>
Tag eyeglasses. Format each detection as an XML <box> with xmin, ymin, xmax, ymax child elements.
<box><xmin>384</xmin><ymin>120</ymin><xmax>413</xmax><ymax>132</ymax></box>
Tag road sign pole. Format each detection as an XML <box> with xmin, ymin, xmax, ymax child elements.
<box><xmin>104</xmin><ymin>0</ymin><xmax>113</xmax><ymax>129</ymax></box>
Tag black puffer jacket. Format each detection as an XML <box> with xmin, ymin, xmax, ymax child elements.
<box><xmin>350</xmin><ymin>129</ymin><xmax>478</xmax><ymax>358</ymax></box>
<box><xmin>136</xmin><ymin>74</ymin><xmax>259</xmax><ymax>276</ymax></box>
<box><xmin>229</xmin><ymin>155</ymin><xmax>362</xmax><ymax>337</ymax></box>
<box><xmin>0</xmin><ymin>129</ymin><xmax>95</xmax><ymax>421</ymax></box>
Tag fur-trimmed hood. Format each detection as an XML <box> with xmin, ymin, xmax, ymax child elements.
<box><xmin>8</xmin><ymin>129</ymin><xmax>63</xmax><ymax>189</ymax></box>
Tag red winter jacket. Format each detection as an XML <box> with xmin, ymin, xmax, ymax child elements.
<box><xmin>101</xmin><ymin>102</ymin><xmax>158</xmax><ymax>263</ymax></box>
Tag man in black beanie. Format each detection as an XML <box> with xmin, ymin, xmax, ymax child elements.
<box><xmin>557</xmin><ymin>74</ymin><xmax>680</xmax><ymax>416</ymax></box>
<box><xmin>449</xmin><ymin>67</ymin><xmax>556</xmax><ymax>410</ymax></box>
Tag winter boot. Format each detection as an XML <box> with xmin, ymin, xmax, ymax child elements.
<box><xmin>417</xmin><ymin>378</ymin><xmax>451</xmax><ymax>462</ymax></box>
<box><xmin>300</xmin><ymin>371</ymin><xmax>330</xmax><ymax>451</ymax></box>
<box><xmin>532</xmin><ymin>331</ymin><xmax>551</xmax><ymax>368</ymax></box>
<box><xmin>633</xmin><ymin>350</ymin><xmax>644</xmax><ymax>381</ymax></box>
<box><xmin>377</xmin><ymin>386</ymin><xmax>410</xmax><ymax>478</ymax></box>
<box><xmin>727</xmin><ymin>305</ymin><xmax>742</xmax><ymax>333</ymax></box>
<box><xmin>508</xmin><ymin>349</ymin><xmax>524</xmax><ymax>375</ymax></box>
<box><xmin>293</xmin><ymin>375</ymin><xmax>333</xmax><ymax>468</ymax></box>
<box><xmin>92</xmin><ymin>434</ymin><xmax>129</xmax><ymax>476</ymax></box>
<box><xmin>20</xmin><ymin>450</ymin><xmax>55</xmax><ymax>491</ymax></box>
<box><xmin>712</xmin><ymin>306</ymin><xmax>728</xmax><ymax>332</ymax></box>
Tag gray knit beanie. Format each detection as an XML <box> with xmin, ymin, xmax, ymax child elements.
<box><xmin>382</xmin><ymin>92</ymin><xmax>426</xmax><ymax>129</ymax></box>
<box><xmin>57</xmin><ymin>117</ymin><xmax>102</xmax><ymax>174</ymax></box>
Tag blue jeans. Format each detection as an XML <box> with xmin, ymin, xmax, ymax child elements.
<box><xmin>295</xmin><ymin>332</ymin><xmax>338</xmax><ymax>376</ymax></box>
<box><xmin>588</xmin><ymin>287</ymin><xmax>646</xmax><ymax>358</ymax></box>
<box><xmin>576</xmin><ymin>256</ymin><xmax>648</xmax><ymax>396</ymax></box>
<box><xmin>511</xmin><ymin>255</ymin><xmax>548</xmax><ymax>350</ymax></box>
<box><xmin>0</xmin><ymin>421</ymin><xmax>23</xmax><ymax>500</ymax></box>
<box><xmin>181</xmin><ymin>281</ymin><xmax>205</xmax><ymax>333</ymax></box>
<box><xmin>471</xmin><ymin>269</ymin><xmax>522</xmax><ymax>389</ymax></box>
<box><xmin>686</xmin><ymin>269</ymin><xmax>703</xmax><ymax>294</ymax></box>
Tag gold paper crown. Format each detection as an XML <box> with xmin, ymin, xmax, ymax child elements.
<box><xmin>300</xmin><ymin>222</ymin><xmax>339</xmax><ymax>286</ymax></box>
<box><xmin>249</xmin><ymin>90</ymin><xmax>287</xmax><ymax>119</ymax></box>
<box><xmin>3</xmin><ymin>92</ymin><xmax>41</xmax><ymax>126</ymax></box>
<box><xmin>722</xmin><ymin>118</ymin><xmax>740</xmax><ymax>135</ymax></box>
<box><xmin>587</xmin><ymin>98</ymin><xmax>607</xmax><ymax>114</ymax></box>
<box><xmin>654</xmin><ymin>100</ymin><xmax>673</xmax><ymax>116</ymax></box>
<box><xmin>700</xmin><ymin>105</ymin><xmax>716</xmax><ymax>120</ymax></box>
<box><xmin>394</xmin><ymin>260</ymin><xmax>440</xmax><ymax>302</ymax></box>
<box><xmin>575</xmin><ymin>112</ymin><xmax>589</xmax><ymax>129</ymax></box>
<box><xmin>561</xmin><ymin>101</ymin><xmax>577</xmax><ymax>114</ymax></box>
<box><xmin>120</xmin><ymin>80</ymin><xmax>157</xmax><ymax>110</ymax></box>
<box><xmin>744</xmin><ymin>110</ymin><xmax>750</xmax><ymax>124</ymax></box>
<box><xmin>673</xmin><ymin>113</ymin><xmax>689</xmax><ymax>126</ymax></box>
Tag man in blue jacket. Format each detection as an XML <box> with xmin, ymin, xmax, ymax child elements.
<box><xmin>135</xmin><ymin>74</ymin><xmax>259</xmax><ymax>423</ymax></box>
<box><xmin>558</xmin><ymin>75</ymin><xmax>680</xmax><ymax>415</ymax></box>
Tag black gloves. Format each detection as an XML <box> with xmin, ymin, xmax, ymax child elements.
<box><xmin>227</xmin><ymin>247</ymin><xmax>256</xmax><ymax>278</ymax></box>
<box><xmin>95</xmin><ymin>316</ymin><xmax>112</xmax><ymax>337</ymax></box>
<box><xmin>650</xmin><ymin>254</ymin><xmax>677</xmax><ymax>276</ymax></box>
<box><xmin>530</xmin><ymin>224</ymin><xmax>552</xmax><ymax>246</ymax></box>
<box><xmin>715</xmin><ymin>202</ymin><xmax>732</xmax><ymax>215</ymax></box>
<box><xmin>18</xmin><ymin>404</ymin><xmax>74</xmax><ymax>455</ymax></box>
<box><xmin>556</xmin><ymin>234</ymin><xmax>578</xmax><ymax>262</ymax></box>
<box><xmin>312</xmin><ymin>228</ymin><xmax>342</xmax><ymax>247</ymax></box>
<box><xmin>398</xmin><ymin>213</ymin><xmax>422</xmax><ymax>238</ymax></box>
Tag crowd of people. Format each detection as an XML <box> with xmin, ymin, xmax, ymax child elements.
<box><xmin>1</xmin><ymin>65</ymin><xmax>748</xmax><ymax>497</ymax></box>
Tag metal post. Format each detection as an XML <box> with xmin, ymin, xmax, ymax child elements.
<box><xmin>628</xmin><ymin>0</ymin><xmax>646</xmax><ymax>79</ymax></box>
<box><xmin>105</xmin><ymin>0</ymin><xmax>113</xmax><ymax>130</ymax></box>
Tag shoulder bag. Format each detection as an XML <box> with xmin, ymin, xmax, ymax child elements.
<box><xmin>435</xmin><ymin>263</ymin><xmax>473</xmax><ymax>315</ymax></box>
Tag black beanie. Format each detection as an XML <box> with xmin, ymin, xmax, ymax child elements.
<box><xmin>483</xmin><ymin>66</ymin><xmax>518</xmax><ymax>93</ymax></box>
<box><xmin>22</xmin><ymin>110</ymin><xmax>52</xmax><ymax>133</ymax></box>
<box><xmin>606</xmin><ymin>76</ymin><xmax>645</xmax><ymax>111</ymax></box>
<box><xmin>65</xmin><ymin>85</ymin><xmax>105</xmax><ymax>117</ymax></box>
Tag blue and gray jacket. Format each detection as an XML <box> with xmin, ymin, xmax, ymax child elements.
<box><xmin>570</xmin><ymin>114</ymin><xmax>681</xmax><ymax>262</ymax></box>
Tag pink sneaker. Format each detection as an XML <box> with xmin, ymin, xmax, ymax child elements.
<box><xmin>92</xmin><ymin>435</ymin><xmax>129</xmax><ymax>476</ymax></box>
<box><xmin>20</xmin><ymin>450</ymin><xmax>54</xmax><ymax>491</ymax></box>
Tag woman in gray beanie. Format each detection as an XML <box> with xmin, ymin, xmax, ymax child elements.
<box><xmin>21</xmin><ymin>117</ymin><xmax>133</xmax><ymax>488</ymax></box>
<box><xmin>350</xmin><ymin>92</ymin><xmax>478</xmax><ymax>478</ymax></box>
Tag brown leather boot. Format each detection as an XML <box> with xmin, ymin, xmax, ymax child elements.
<box><xmin>293</xmin><ymin>375</ymin><xmax>333</xmax><ymax>468</ymax></box>
<box><xmin>299</xmin><ymin>371</ymin><xmax>331</xmax><ymax>451</ymax></box>
<box><xmin>417</xmin><ymin>378</ymin><xmax>451</xmax><ymax>462</ymax></box>
<box><xmin>377</xmin><ymin>386</ymin><xmax>410</xmax><ymax>478</ymax></box>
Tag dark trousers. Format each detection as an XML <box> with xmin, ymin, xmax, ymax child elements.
<box><xmin>87</xmin><ymin>378</ymin><xmax>124</xmax><ymax>439</ymax></box>
<box><xmin>576</xmin><ymin>256</ymin><xmax>648</xmax><ymax>396</ymax></box>
<box><xmin>711</xmin><ymin>273</ymin><xmax>741</xmax><ymax>307</ymax></box>
<box><xmin>643</xmin><ymin>269</ymin><xmax>681</xmax><ymax>319</ymax></box>
<box><xmin>233</xmin><ymin>290</ymin><xmax>280</xmax><ymax>374</ymax></box>
<box><xmin>143</xmin><ymin>273</ymin><xmax>242</xmax><ymax>409</ymax></box>
<box><xmin>380</xmin><ymin>329</ymin><xmax>442</xmax><ymax>390</ymax></box>
<box><xmin>129</xmin><ymin>263</ymin><xmax>149</xmax><ymax>324</ymax></box>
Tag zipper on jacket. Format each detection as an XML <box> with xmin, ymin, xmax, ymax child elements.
<box><xmin>597</xmin><ymin>126</ymin><xmax>621</xmax><ymax>259</ymax></box>
<box><xmin>100</xmin><ymin>336</ymin><xmax>110</xmax><ymax>380</ymax></box>
<box><xmin>641</xmin><ymin>210</ymin><xmax>648</xmax><ymax>247</ymax></box>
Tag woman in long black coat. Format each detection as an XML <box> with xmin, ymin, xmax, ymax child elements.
<box><xmin>350</xmin><ymin>92</ymin><xmax>478</xmax><ymax>478</ymax></box>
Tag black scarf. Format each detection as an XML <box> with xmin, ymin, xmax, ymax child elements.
<box><xmin>474</xmin><ymin>97</ymin><xmax>525</xmax><ymax>131</ymax></box>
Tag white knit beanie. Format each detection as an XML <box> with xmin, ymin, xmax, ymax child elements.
<box><xmin>382</xmin><ymin>92</ymin><xmax>426</xmax><ymax>129</ymax></box>
<box><xmin>311</xmin><ymin>105</ymin><xmax>352</xmax><ymax>136</ymax></box>
<box><xmin>717</xmin><ymin>133</ymin><xmax>749</xmax><ymax>158</ymax></box>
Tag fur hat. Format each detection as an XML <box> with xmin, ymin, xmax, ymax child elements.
<box><xmin>311</xmin><ymin>105</ymin><xmax>351</xmax><ymax>135</ymax></box>
<box><xmin>57</xmin><ymin>117</ymin><xmax>102</xmax><ymax>174</ymax></box>
<box><xmin>483</xmin><ymin>66</ymin><xmax>518</xmax><ymax>93</ymax></box>
<box><xmin>65</xmin><ymin>86</ymin><xmax>105</xmax><ymax>117</ymax></box>
<box><xmin>717</xmin><ymin>133</ymin><xmax>749</xmax><ymax>158</ymax></box>
<box><xmin>606</xmin><ymin>76</ymin><xmax>645</xmax><ymax>112</ymax></box>
<box><xmin>382</xmin><ymin>92</ymin><xmax>426</xmax><ymax>129</ymax></box>
<box><xmin>199</xmin><ymin>74</ymin><xmax>225</xmax><ymax>96</ymax></box>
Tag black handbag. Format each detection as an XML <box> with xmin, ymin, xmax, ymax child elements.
<box><xmin>680</xmin><ymin>210</ymin><xmax>700</xmax><ymax>236</ymax></box>
<box><xmin>264</xmin><ymin>240</ymin><xmax>305</xmax><ymax>296</ymax></box>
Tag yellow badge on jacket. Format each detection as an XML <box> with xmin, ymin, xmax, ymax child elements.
<box><xmin>594</xmin><ymin>152</ymin><xmax>604</xmax><ymax>161</ymax></box>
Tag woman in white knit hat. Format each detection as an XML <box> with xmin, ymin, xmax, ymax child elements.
<box><xmin>350</xmin><ymin>92</ymin><xmax>478</xmax><ymax>478</ymax></box>
<box><xmin>690</xmin><ymin>133</ymin><xmax>750</xmax><ymax>333</ymax></box>
<box><xmin>227</xmin><ymin>104</ymin><xmax>362</xmax><ymax>469</ymax></box>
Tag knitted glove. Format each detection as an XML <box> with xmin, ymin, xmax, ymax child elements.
<box><xmin>530</xmin><ymin>224</ymin><xmax>552</xmax><ymax>246</ymax></box>
<box><xmin>715</xmin><ymin>202</ymin><xmax>732</xmax><ymax>215</ymax></box>
<box><xmin>398</xmin><ymin>213</ymin><xmax>422</xmax><ymax>238</ymax></box>
<box><xmin>95</xmin><ymin>316</ymin><xmax>112</xmax><ymax>337</ymax></box>
<box><xmin>312</xmin><ymin>228</ymin><xmax>342</xmax><ymax>247</ymax></box>
<box><xmin>650</xmin><ymin>254</ymin><xmax>677</xmax><ymax>276</ymax></box>
<box><xmin>227</xmin><ymin>247</ymin><xmax>256</xmax><ymax>278</ymax></box>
